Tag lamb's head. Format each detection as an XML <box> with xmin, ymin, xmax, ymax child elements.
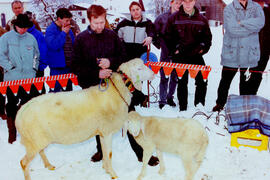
<box><xmin>123</xmin><ymin>111</ymin><xmax>144</xmax><ymax>137</ymax></box>
<box><xmin>118</xmin><ymin>58</ymin><xmax>154</xmax><ymax>91</ymax></box>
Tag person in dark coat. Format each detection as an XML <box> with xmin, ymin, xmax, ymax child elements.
<box><xmin>165</xmin><ymin>0</ymin><xmax>212</xmax><ymax>111</ymax></box>
<box><xmin>71</xmin><ymin>4</ymin><xmax>126</xmax><ymax>161</ymax></box>
<box><xmin>114</xmin><ymin>1</ymin><xmax>155</xmax><ymax>61</ymax></box>
<box><xmin>243</xmin><ymin>0</ymin><xmax>270</xmax><ymax>95</ymax></box>
<box><xmin>154</xmin><ymin>0</ymin><xmax>182</xmax><ymax>109</ymax></box>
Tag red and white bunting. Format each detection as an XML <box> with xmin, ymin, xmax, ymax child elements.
<box><xmin>0</xmin><ymin>73</ymin><xmax>78</xmax><ymax>95</ymax></box>
<box><xmin>146</xmin><ymin>62</ymin><xmax>211</xmax><ymax>80</ymax></box>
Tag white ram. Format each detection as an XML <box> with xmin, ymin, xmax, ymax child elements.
<box><xmin>15</xmin><ymin>58</ymin><xmax>154</xmax><ymax>180</ymax></box>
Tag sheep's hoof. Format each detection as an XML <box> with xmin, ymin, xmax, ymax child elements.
<box><xmin>20</xmin><ymin>160</ymin><xmax>26</xmax><ymax>170</ymax></box>
<box><xmin>158</xmin><ymin>169</ymin><xmax>165</xmax><ymax>175</ymax></box>
<box><xmin>111</xmin><ymin>176</ymin><xmax>118</xmax><ymax>179</ymax></box>
<box><xmin>46</xmin><ymin>165</ymin><xmax>55</xmax><ymax>170</ymax></box>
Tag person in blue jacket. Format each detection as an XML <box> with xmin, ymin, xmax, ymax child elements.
<box><xmin>45</xmin><ymin>8</ymin><xmax>74</xmax><ymax>92</ymax></box>
<box><xmin>25</xmin><ymin>11</ymin><xmax>47</xmax><ymax>77</ymax></box>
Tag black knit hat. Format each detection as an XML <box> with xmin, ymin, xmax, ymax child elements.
<box><xmin>12</xmin><ymin>14</ymin><xmax>33</xmax><ymax>28</ymax></box>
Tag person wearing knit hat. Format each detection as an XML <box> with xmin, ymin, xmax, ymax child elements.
<box><xmin>0</xmin><ymin>13</ymin><xmax>40</xmax><ymax>144</ymax></box>
<box><xmin>11</xmin><ymin>13</ymin><xmax>33</xmax><ymax>30</ymax></box>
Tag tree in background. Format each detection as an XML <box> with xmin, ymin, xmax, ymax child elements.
<box><xmin>30</xmin><ymin>0</ymin><xmax>72</xmax><ymax>30</ymax></box>
<box><xmin>148</xmin><ymin>0</ymin><xmax>170</xmax><ymax>17</ymax></box>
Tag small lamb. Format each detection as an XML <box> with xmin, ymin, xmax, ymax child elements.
<box><xmin>126</xmin><ymin>111</ymin><xmax>209</xmax><ymax>180</ymax></box>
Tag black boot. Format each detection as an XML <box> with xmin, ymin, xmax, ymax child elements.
<box><xmin>167</xmin><ymin>98</ymin><xmax>176</xmax><ymax>107</ymax></box>
<box><xmin>91</xmin><ymin>151</ymin><xmax>103</xmax><ymax>162</ymax></box>
<box><xmin>212</xmin><ymin>104</ymin><xmax>224</xmax><ymax>112</ymax></box>
<box><xmin>91</xmin><ymin>135</ymin><xmax>103</xmax><ymax>162</ymax></box>
<box><xmin>7</xmin><ymin>117</ymin><xmax>16</xmax><ymax>144</ymax></box>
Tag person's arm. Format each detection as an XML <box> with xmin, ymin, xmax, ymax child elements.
<box><xmin>0</xmin><ymin>35</ymin><xmax>14</xmax><ymax>71</ymax></box>
<box><xmin>108</xmin><ymin>34</ymin><xmax>127</xmax><ymax>70</ymax></box>
<box><xmin>114</xmin><ymin>20</ymin><xmax>125</xmax><ymax>41</ymax></box>
<box><xmin>164</xmin><ymin>15</ymin><xmax>182</xmax><ymax>56</ymax></box>
<box><xmin>224</xmin><ymin>5</ymin><xmax>264</xmax><ymax>37</ymax></box>
<box><xmin>33</xmin><ymin>38</ymin><xmax>40</xmax><ymax>71</ymax></box>
<box><xmin>71</xmin><ymin>35</ymin><xmax>100</xmax><ymax>87</ymax></box>
<box><xmin>37</xmin><ymin>33</ymin><xmax>48</xmax><ymax>71</ymax></box>
<box><xmin>196</xmin><ymin>18</ymin><xmax>212</xmax><ymax>55</ymax></box>
<box><xmin>45</xmin><ymin>25</ymin><xmax>67</xmax><ymax>50</ymax></box>
<box><xmin>153</xmin><ymin>16</ymin><xmax>162</xmax><ymax>49</ymax></box>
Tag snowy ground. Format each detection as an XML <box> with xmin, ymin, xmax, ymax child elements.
<box><xmin>1</xmin><ymin>26</ymin><xmax>270</xmax><ymax>180</ymax></box>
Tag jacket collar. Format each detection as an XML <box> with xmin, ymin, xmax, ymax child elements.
<box><xmin>233</xmin><ymin>0</ymin><xmax>252</xmax><ymax>10</ymax></box>
<box><xmin>126</xmin><ymin>14</ymin><xmax>147</xmax><ymax>22</ymax></box>
<box><xmin>27</xmin><ymin>25</ymin><xmax>36</xmax><ymax>33</ymax></box>
<box><xmin>87</xmin><ymin>26</ymin><xmax>105</xmax><ymax>35</ymax></box>
<box><xmin>12</xmin><ymin>29</ymin><xmax>28</xmax><ymax>38</ymax></box>
<box><xmin>179</xmin><ymin>5</ymin><xmax>199</xmax><ymax>17</ymax></box>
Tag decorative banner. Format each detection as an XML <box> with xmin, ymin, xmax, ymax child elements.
<box><xmin>0</xmin><ymin>73</ymin><xmax>78</xmax><ymax>95</ymax></box>
<box><xmin>146</xmin><ymin>62</ymin><xmax>212</xmax><ymax>80</ymax></box>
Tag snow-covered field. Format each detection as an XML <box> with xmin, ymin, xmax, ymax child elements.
<box><xmin>1</xmin><ymin>26</ymin><xmax>270</xmax><ymax>180</ymax></box>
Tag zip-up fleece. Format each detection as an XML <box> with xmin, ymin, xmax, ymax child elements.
<box><xmin>115</xmin><ymin>15</ymin><xmax>155</xmax><ymax>60</ymax></box>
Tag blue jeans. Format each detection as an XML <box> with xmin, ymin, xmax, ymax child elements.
<box><xmin>159</xmin><ymin>68</ymin><xmax>178</xmax><ymax>105</ymax></box>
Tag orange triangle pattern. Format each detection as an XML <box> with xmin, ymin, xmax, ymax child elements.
<box><xmin>150</xmin><ymin>65</ymin><xmax>161</xmax><ymax>74</ymax></box>
<box><xmin>0</xmin><ymin>73</ymin><xmax>79</xmax><ymax>95</ymax></box>
<box><xmin>58</xmin><ymin>79</ymin><xmax>68</xmax><ymax>88</ymax></box>
<box><xmin>175</xmin><ymin>68</ymin><xmax>186</xmax><ymax>78</ymax></box>
<box><xmin>163</xmin><ymin>67</ymin><xmax>174</xmax><ymax>76</ymax></box>
<box><xmin>188</xmin><ymin>69</ymin><xmax>200</xmax><ymax>79</ymax></box>
<box><xmin>33</xmin><ymin>82</ymin><xmax>44</xmax><ymax>92</ymax></box>
<box><xmin>0</xmin><ymin>86</ymin><xmax>8</xmax><ymax>95</ymax></box>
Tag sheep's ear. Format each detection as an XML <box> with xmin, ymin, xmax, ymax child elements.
<box><xmin>128</xmin><ymin>119</ymin><xmax>141</xmax><ymax>137</ymax></box>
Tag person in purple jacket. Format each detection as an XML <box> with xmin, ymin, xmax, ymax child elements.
<box><xmin>45</xmin><ymin>8</ymin><xmax>74</xmax><ymax>92</ymax></box>
<box><xmin>153</xmin><ymin>0</ymin><xmax>182</xmax><ymax>109</ymax></box>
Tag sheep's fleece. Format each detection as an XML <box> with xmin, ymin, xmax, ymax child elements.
<box><xmin>126</xmin><ymin>111</ymin><xmax>209</xmax><ymax>180</ymax></box>
<box><xmin>15</xmin><ymin>58</ymin><xmax>154</xmax><ymax>180</ymax></box>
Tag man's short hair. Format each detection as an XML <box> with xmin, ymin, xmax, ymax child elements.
<box><xmin>129</xmin><ymin>1</ymin><xmax>142</xmax><ymax>11</ymax></box>
<box><xmin>87</xmin><ymin>5</ymin><xmax>106</xmax><ymax>19</ymax></box>
<box><xmin>56</xmin><ymin>8</ymin><xmax>72</xmax><ymax>19</ymax></box>
<box><xmin>11</xmin><ymin>0</ymin><xmax>23</xmax><ymax>8</ymax></box>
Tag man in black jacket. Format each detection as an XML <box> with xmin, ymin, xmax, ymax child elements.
<box><xmin>71</xmin><ymin>4</ymin><xmax>126</xmax><ymax>161</ymax></box>
<box><xmin>71</xmin><ymin>4</ymin><xmax>158</xmax><ymax>166</ymax></box>
<box><xmin>165</xmin><ymin>0</ymin><xmax>212</xmax><ymax>111</ymax></box>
